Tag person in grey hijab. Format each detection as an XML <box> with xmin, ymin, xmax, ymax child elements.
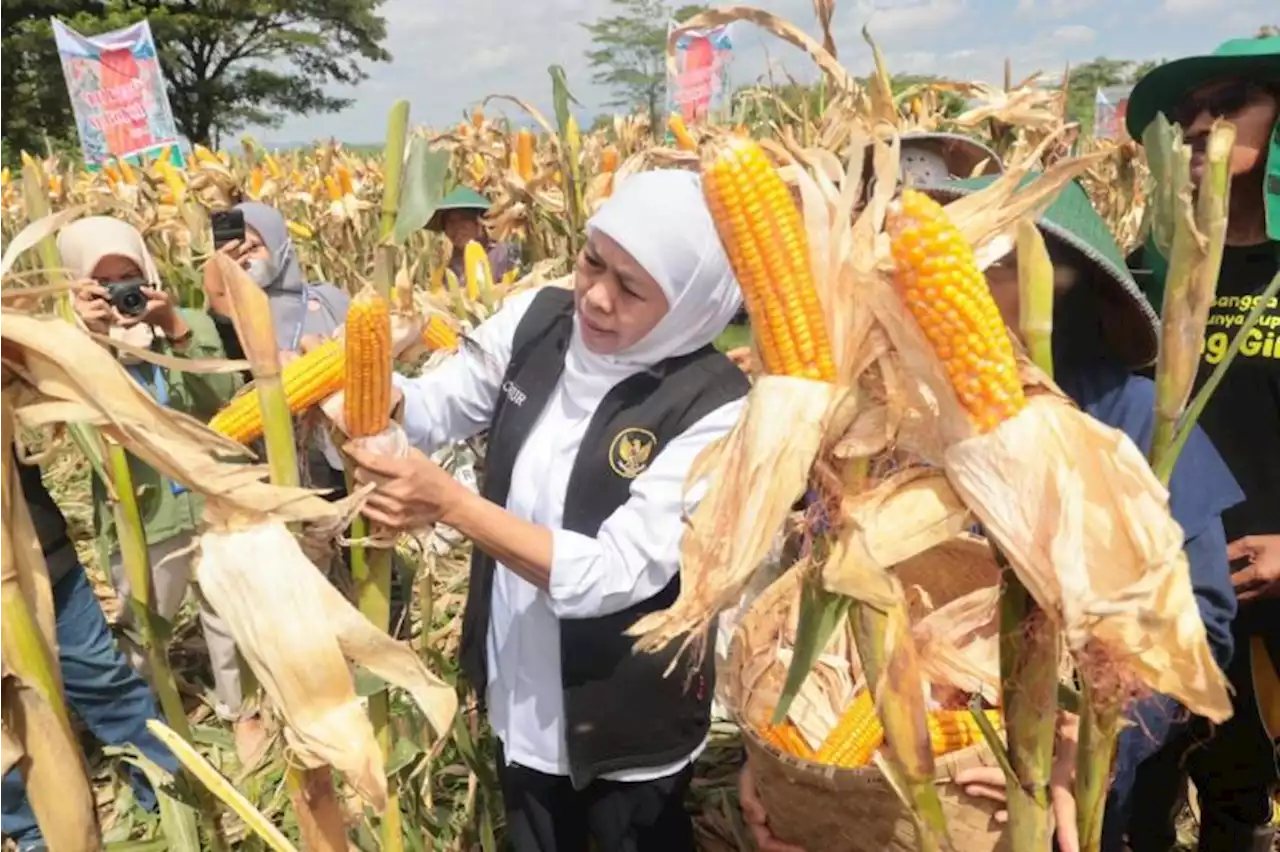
<box><xmin>201</xmin><ymin>201</ymin><xmax>350</xmax><ymax>490</ymax></box>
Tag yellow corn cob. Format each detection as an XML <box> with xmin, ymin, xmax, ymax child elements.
<box><xmin>20</xmin><ymin>151</ymin><xmax>36</xmax><ymax>169</ymax></box>
<box><xmin>156</xmin><ymin>159</ymin><xmax>185</xmax><ymax>202</ymax></box>
<box><xmin>515</xmin><ymin>129</ymin><xmax>534</xmax><ymax>181</ymax></box>
<box><xmin>421</xmin><ymin>315</ymin><xmax>460</xmax><ymax>353</ymax></box>
<box><xmin>287</xmin><ymin>221</ymin><xmax>313</xmax><ymax>240</ymax></box>
<box><xmin>600</xmin><ymin>145</ymin><xmax>619</xmax><ymax>173</ymax></box>
<box><xmin>701</xmin><ymin>137</ymin><xmax>836</xmax><ymax>382</ymax></box>
<box><xmin>265</xmin><ymin>154</ymin><xmax>282</xmax><ymax>179</ymax></box>
<box><xmin>815</xmin><ymin>690</ymin><xmax>883</xmax><ymax>768</ymax></box>
<box><xmin>500</xmin><ymin>267</ymin><xmax>519</xmax><ymax>285</ymax></box>
<box><xmin>470</xmin><ymin>153</ymin><xmax>486</xmax><ymax>183</ymax></box>
<box><xmin>887</xmin><ymin>189</ymin><xmax>1026</xmax><ymax>433</ymax></box>
<box><xmin>668</xmin><ymin>114</ymin><xmax>697</xmax><ymax>151</ymax></box>
<box><xmin>343</xmin><ymin>288</ymin><xmax>392</xmax><ymax>438</ymax></box>
<box><xmin>48</xmin><ymin>174</ymin><xmax>62</xmax><ymax>196</ymax></box>
<box><xmin>118</xmin><ymin>159</ymin><xmax>136</xmax><ymax>185</ymax></box>
<box><xmin>322</xmin><ymin>175</ymin><xmax>341</xmax><ymax>201</ymax></box>
<box><xmin>103</xmin><ymin>163</ymin><xmax>121</xmax><ymax>184</ymax></box>
<box><xmin>927</xmin><ymin>709</ymin><xmax>1003</xmax><ymax>757</ymax></box>
<box><xmin>760</xmin><ymin>720</ymin><xmax>816</xmax><ymax>760</ymax></box>
<box><xmin>209</xmin><ymin>340</ymin><xmax>345</xmax><ymax>444</ymax></box>
<box><xmin>249</xmin><ymin>166</ymin><xmax>265</xmax><ymax>197</ymax></box>
<box><xmin>336</xmin><ymin>164</ymin><xmax>354</xmax><ymax>196</ymax></box>
<box><xmin>471</xmin><ymin>106</ymin><xmax>484</xmax><ymax>129</ymax></box>
<box><xmin>443</xmin><ymin>268</ymin><xmax>461</xmax><ymax>294</ymax></box>
<box><xmin>0</xmin><ymin>167</ymin><xmax>9</xmax><ymax>187</ymax></box>
<box><xmin>309</xmin><ymin>179</ymin><xmax>323</xmax><ymax>199</ymax></box>
<box><xmin>463</xmin><ymin>241</ymin><xmax>493</xmax><ymax>301</ymax></box>
<box><xmin>217</xmin><ymin>150</ymin><xmax>231</xmax><ymax>166</ymax></box>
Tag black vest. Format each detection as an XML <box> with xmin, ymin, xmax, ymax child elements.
<box><xmin>459</xmin><ymin>288</ymin><xmax>749</xmax><ymax>787</ymax></box>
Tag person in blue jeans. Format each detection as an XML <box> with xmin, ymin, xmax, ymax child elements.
<box><xmin>2</xmin><ymin>452</ymin><xmax>178</xmax><ymax>851</ymax></box>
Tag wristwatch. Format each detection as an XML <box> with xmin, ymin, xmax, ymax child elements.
<box><xmin>169</xmin><ymin>325</ymin><xmax>194</xmax><ymax>348</ymax></box>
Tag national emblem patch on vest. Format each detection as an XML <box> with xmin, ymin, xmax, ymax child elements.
<box><xmin>608</xmin><ymin>427</ymin><xmax>657</xmax><ymax>479</ymax></box>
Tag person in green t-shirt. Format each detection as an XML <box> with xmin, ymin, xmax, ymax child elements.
<box><xmin>61</xmin><ymin>216</ymin><xmax>248</xmax><ymax>736</ymax></box>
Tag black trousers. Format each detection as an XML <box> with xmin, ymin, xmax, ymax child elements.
<box><xmin>1128</xmin><ymin>636</ymin><xmax>1279</xmax><ymax>852</ymax></box>
<box><xmin>497</xmin><ymin>748</ymin><xmax>696</xmax><ymax>852</ymax></box>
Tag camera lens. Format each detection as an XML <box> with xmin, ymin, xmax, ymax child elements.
<box><xmin>111</xmin><ymin>283</ymin><xmax>148</xmax><ymax>317</ymax></box>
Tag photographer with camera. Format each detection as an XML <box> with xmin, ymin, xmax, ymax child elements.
<box><xmin>58</xmin><ymin>216</ymin><xmax>260</xmax><ymax>760</ymax></box>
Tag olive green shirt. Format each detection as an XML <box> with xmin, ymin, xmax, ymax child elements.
<box><xmin>93</xmin><ymin>309</ymin><xmax>241</xmax><ymax>566</ymax></box>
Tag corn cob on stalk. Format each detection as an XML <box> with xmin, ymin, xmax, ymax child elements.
<box><xmin>927</xmin><ymin>709</ymin><xmax>1003</xmax><ymax>756</ymax></box>
<box><xmin>463</xmin><ymin>240</ymin><xmax>494</xmax><ymax>301</ymax></box>
<box><xmin>515</xmin><ymin>129</ymin><xmax>535</xmax><ymax>181</ymax></box>
<box><xmin>668</xmin><ymin>114</ymin><xmax>697</xmax><ymax>151</ymax></box>
<box><xmin>600</xmin><ymin>145</ymin><xmax>619</xmax><ymax>173</ymax></box>
<box><xmin>702</xmin><ymin>138</ymin><xmax>836</xmax><ymax>381</ymax></box>
<box><xmin>760</xmin><ymin>720</ymin><xmax>816</xmax><ymax>761</ymax></box>
<box><xmin>887</xmin><ymin>189</ymin><xmax>1026</xmax><ymax>433</ymax></box>
<box><xmin>209</xmin><ymin>340</ymin><xmax>345</xmax><ymax>443</ymax></box>
<box><xmin>421</xmin><ymin>315</ymin><xmax>460</xmax><ymax>353</ymax></box>
<box><xmin>343</xmin><ymin>288</ymin><xmax>392</xmax><ymax>439</ymax></box>
<box><xmin>815</xmin><ymin>689</ymin><xmax>883</xmax><ymax>767</ymax></box>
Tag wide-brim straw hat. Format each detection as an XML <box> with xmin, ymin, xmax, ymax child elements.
<box><xmin>425</xmin><ymin>186</ymin><xmax>493</xmax><ymax>232</ymax></box>
<box><xmin>922</xmin><ymin>174</ymin><xmax>1160</xmax><ymax>368</ymax></box>
<box><xmin>900</xmin><ymin>132</ymin><xmax>1004</xmax><ymax>179</ymax></box>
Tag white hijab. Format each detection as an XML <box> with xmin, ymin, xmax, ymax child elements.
<box><xmin>562</xmin><ymin>169</ymin><xmax>743</xmax><ymax>407</ymax></box>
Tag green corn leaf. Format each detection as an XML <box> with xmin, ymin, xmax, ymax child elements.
<box><xmin>772</xmin><ymin>578</ymin><xmax>851</xmax><ymax>724</ymax></box>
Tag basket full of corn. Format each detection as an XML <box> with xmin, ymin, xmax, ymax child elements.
<box><xmin>726</xmin><ymin>535</ymin><xmax>1007</xmax><ymax>852</ymax></box>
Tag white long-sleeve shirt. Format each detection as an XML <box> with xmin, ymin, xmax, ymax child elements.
<box><xmin>397</xmin><ymin>291</ymin><xmax>745</xmax><ymax>781</ymax></box>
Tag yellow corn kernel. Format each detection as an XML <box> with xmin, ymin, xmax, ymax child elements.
<box><xmin>421</xmin><ymin>315</ymin><xmax>460</xmax><ymax>353</ymax></box>
<box><xmin>249</xmin><ymin>166</ymin><xmax>265</xmax><ymax>197</ymax></box>
<box><xmin>470</xmin><ymin>153</ymin><xmax>486</xmax><ymax>184</ymax></box>
<box><xmin>48</xmin><ymin>174</ymin><xmax>62</xmax><ymax>196</ymax></box>
<box><xmin>701</xmin><ymin>137</ymin><xmax>836</xmax><ymax>382</ymax></box>
<box><xmin>118</xmin><ymin>159</ymin><xmax>136</xmax><ymax>185</ymax></box>
<box><xmin>815</xmin><ymin>690</ymin><xmax>883</xmax><ymax>768</ymax></box>
<box><xmin>927</xmin><ymin>709</ymin><xmax>1003</xmax><ymax>756</ymax></box>
<box><xmin>668</xmin><ymin>114</ymin><xmax>697</xmax><ymax>151</ymax></box>
<box><xmin>759</xmin><ymin>720</ymin><xmax>816</xmax><ymax>760</ymax></box>
<box><xmin>343</xmin><ymin>288</ymin><xmax>392</xmax><ymax>438</ymax></box>
<box><xmin>287</xmin><ymin>221</ymin><xmax>313</xmax><ymax>240</ymax></box>
<box><xmin>194</xmin><ymin>144</ymin><xmax>219</xmax><ymax>166</ymax></box>
<box><xmin>463</xmin><ymin>241</ymin><xmax>493</xmax><ymax>301</ymax></box>
<box><xmin>516</xmin><ymin>129</ymin><xmax>535</xmax><ymax>181</ymax></box>
<box><xmin>209</xmin><ymin>340</ymin><xmax>345</xmax><ymax>444</ymax></box>
<box><xmin>887</xmin><ymin>189</ymin><xmax>1026</xmax><ymax>433</ymax></box>
<box><xmin>336</xmin><ymin>164</ymin><xmax>354</xmax><ymax>197</ymax></box>
<box><xmin>103</xmin><ymin>163</ymin><xmax>121</xmax><ymax>184</ymax></box>
<box><xmin>265</xmin><ymin>154</ymin><xmax>282</xmax><ymax>179</ymax></box>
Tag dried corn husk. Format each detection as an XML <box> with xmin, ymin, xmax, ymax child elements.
<box><xmin>943</xmin><ymin>394</ymin><xmax>1231</xmax><ymax>720</ymax></box>
<box><xmin>197</xmin><ymin>523</ymin><xmax>457</xmax><ymax>810</ymax></box>
<box><xmin>630</xmin><ymin>376</ymin><xmax>854</xmax><ymax>660</ymax></box>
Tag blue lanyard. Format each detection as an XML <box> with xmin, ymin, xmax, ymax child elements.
<box><xmin>126</xmin><ymin>361</ymin><xmax>187</xmax><ymax>496</ymax></box>
<box><xmin>290</xmin><ymin>285</ymin><xmax>311</xmax><ymax>351</ymax></box>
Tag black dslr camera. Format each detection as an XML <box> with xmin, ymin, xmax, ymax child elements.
<box><xmin>103</xmin><ymin>278</ymin><xmax>149</xmax><ymax>318</ymax></box>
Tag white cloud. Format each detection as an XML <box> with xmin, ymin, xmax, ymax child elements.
<box><xmin>1161</xmin><ymin>0</ymin><xmax>1230</xmax><ymax>12</ymax></box>
<box><xmin>1051</xmin><ymin>24</ymin><xmax>1097</xmax><ymax>43</ymax></box>
<box><xmin>846</xmin><ymin>0</ymin><xmax>967</xmax><ymax>37</ymax></box>
<box><xmin>1017</xmin><ymin>0</ymin><xmax>1098</xmax><ymax>17</ymax></box>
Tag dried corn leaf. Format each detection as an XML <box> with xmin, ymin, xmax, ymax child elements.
<box><xmin>2</xmin><ymin>310</ymin><xmax>343</xmax><ymax>527</ymax></box>
<box><xmin>630</xmin><ymin>377</ymin><xmax>852</xmax><ymax>660</ymax></box>
<box><xmin>197</xmin><ymin>524</ymin><xmax>457</xmax><ymax>810</ymax></box>
<box><xmin>912</xmin><ymin>586</ymin><xmax>1001</xmax><ymax>705</ymax></box>
<box><xmin>943</xmin><ymin>395</ymin><xmax>1231</xmax><ymax>720</ymax></box>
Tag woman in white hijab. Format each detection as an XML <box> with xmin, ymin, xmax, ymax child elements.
<box><xmin>347</xmin><ymin>170</ymin><xmax>747</xmax><ymax>852</ymax></box>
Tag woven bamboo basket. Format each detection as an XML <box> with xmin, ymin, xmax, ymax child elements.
<box><xmin>727</xmin><ymin>534</ymin><xmax>1008</xmax><ymax>852</ymax></box>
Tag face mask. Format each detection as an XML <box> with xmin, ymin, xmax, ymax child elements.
<box><xmin>245</xmin><ymin>256</ymin><xmax>277</xmax><ymax>289</ymax></box>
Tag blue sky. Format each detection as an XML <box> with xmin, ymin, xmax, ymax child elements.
<box><xmin>244</xmin><ymin>0</ymin><xmax>1274</xmax><ymax>144</ymax></box>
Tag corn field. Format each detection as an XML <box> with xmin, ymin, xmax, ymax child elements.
<box><xmin>2</xmin><ymin>5</ymin><xmax>1245</xmax><ymax>852</ymax></box>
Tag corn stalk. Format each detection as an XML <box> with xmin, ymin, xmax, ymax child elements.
<box><xmin>1</xmin><ymin>392</ymin><xmax>102</xmax><ymax>852</ymax></box>
<box><xmin>348</xmin><ymin>98</ymin><xmax>410</xmax><ymax>852</ymax></box>
<box><xmin>998</xmin><ymin>219</ymin><xmax>1060</xmax><ymax>851</ymax></box>
<box><xmin>219</xmin><ymin>255</ymin><xmax>347</xmax><ymax>850</ymax></box>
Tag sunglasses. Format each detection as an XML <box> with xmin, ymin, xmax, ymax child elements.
<box><xmin>1169</xmin><ymin>81</ymin><xmax>1272</xmax><ymax>128</ymax></box>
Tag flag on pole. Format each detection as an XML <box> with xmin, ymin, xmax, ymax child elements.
<box><xmin>52</xmin><ymin>18</ymin><xmax>184</xmax><ymax>169</ymax></box>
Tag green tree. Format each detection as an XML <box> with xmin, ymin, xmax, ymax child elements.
<box><xmin>582</xmin><ymin>0</ymin><xmax>709</xmax><ymax>135</ymax></box>
<box><xmin>1064</xmin><ymin>56</ymin><xmax>1166</xmax><ymax>135</ymax></box>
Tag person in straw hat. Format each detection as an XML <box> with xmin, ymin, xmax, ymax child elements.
<box><xmin>739</xmin><ymin>176</ymin><xmax>1243</xmax><ymax>852</ymax></box>
<box><xmin>1123</xmin><ymin>33</ymin><xmax>1280</xmax><ymax>852</ymax></box>
<box><xmin>345</xmin><ymin>169</ymin><xmax>749</xmax><ymax>851</ymax></box>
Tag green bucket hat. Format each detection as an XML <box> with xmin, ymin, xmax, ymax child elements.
<box><xmin>1126</xmin><ymin>36</ymin><xmax>1280</xmax><ymax>242</ymax></box>
<box><xmin>921</xmin><ymin>175</ymin><xmax>1160</xmax><ymax>368</ymax></box>
<box><xmin>425</xmin><ymin>186</ymin><xmax>493</xmax><ymax>231</ymax></box>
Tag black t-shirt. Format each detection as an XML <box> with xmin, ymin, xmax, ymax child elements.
<box><xmin>1193</xmin><ymin>242</ymin><xmax>1279</xmax><ymax>640</ymax></box>
<box><xmin>1194</xmin><ymin>242</ymin><xmax>1279</xmax><ymax>544</ymax></box>
<box><xmin>13</xmin><ymin>449</ymin><xmax>74</xmax><ymax>561</ymax></box>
